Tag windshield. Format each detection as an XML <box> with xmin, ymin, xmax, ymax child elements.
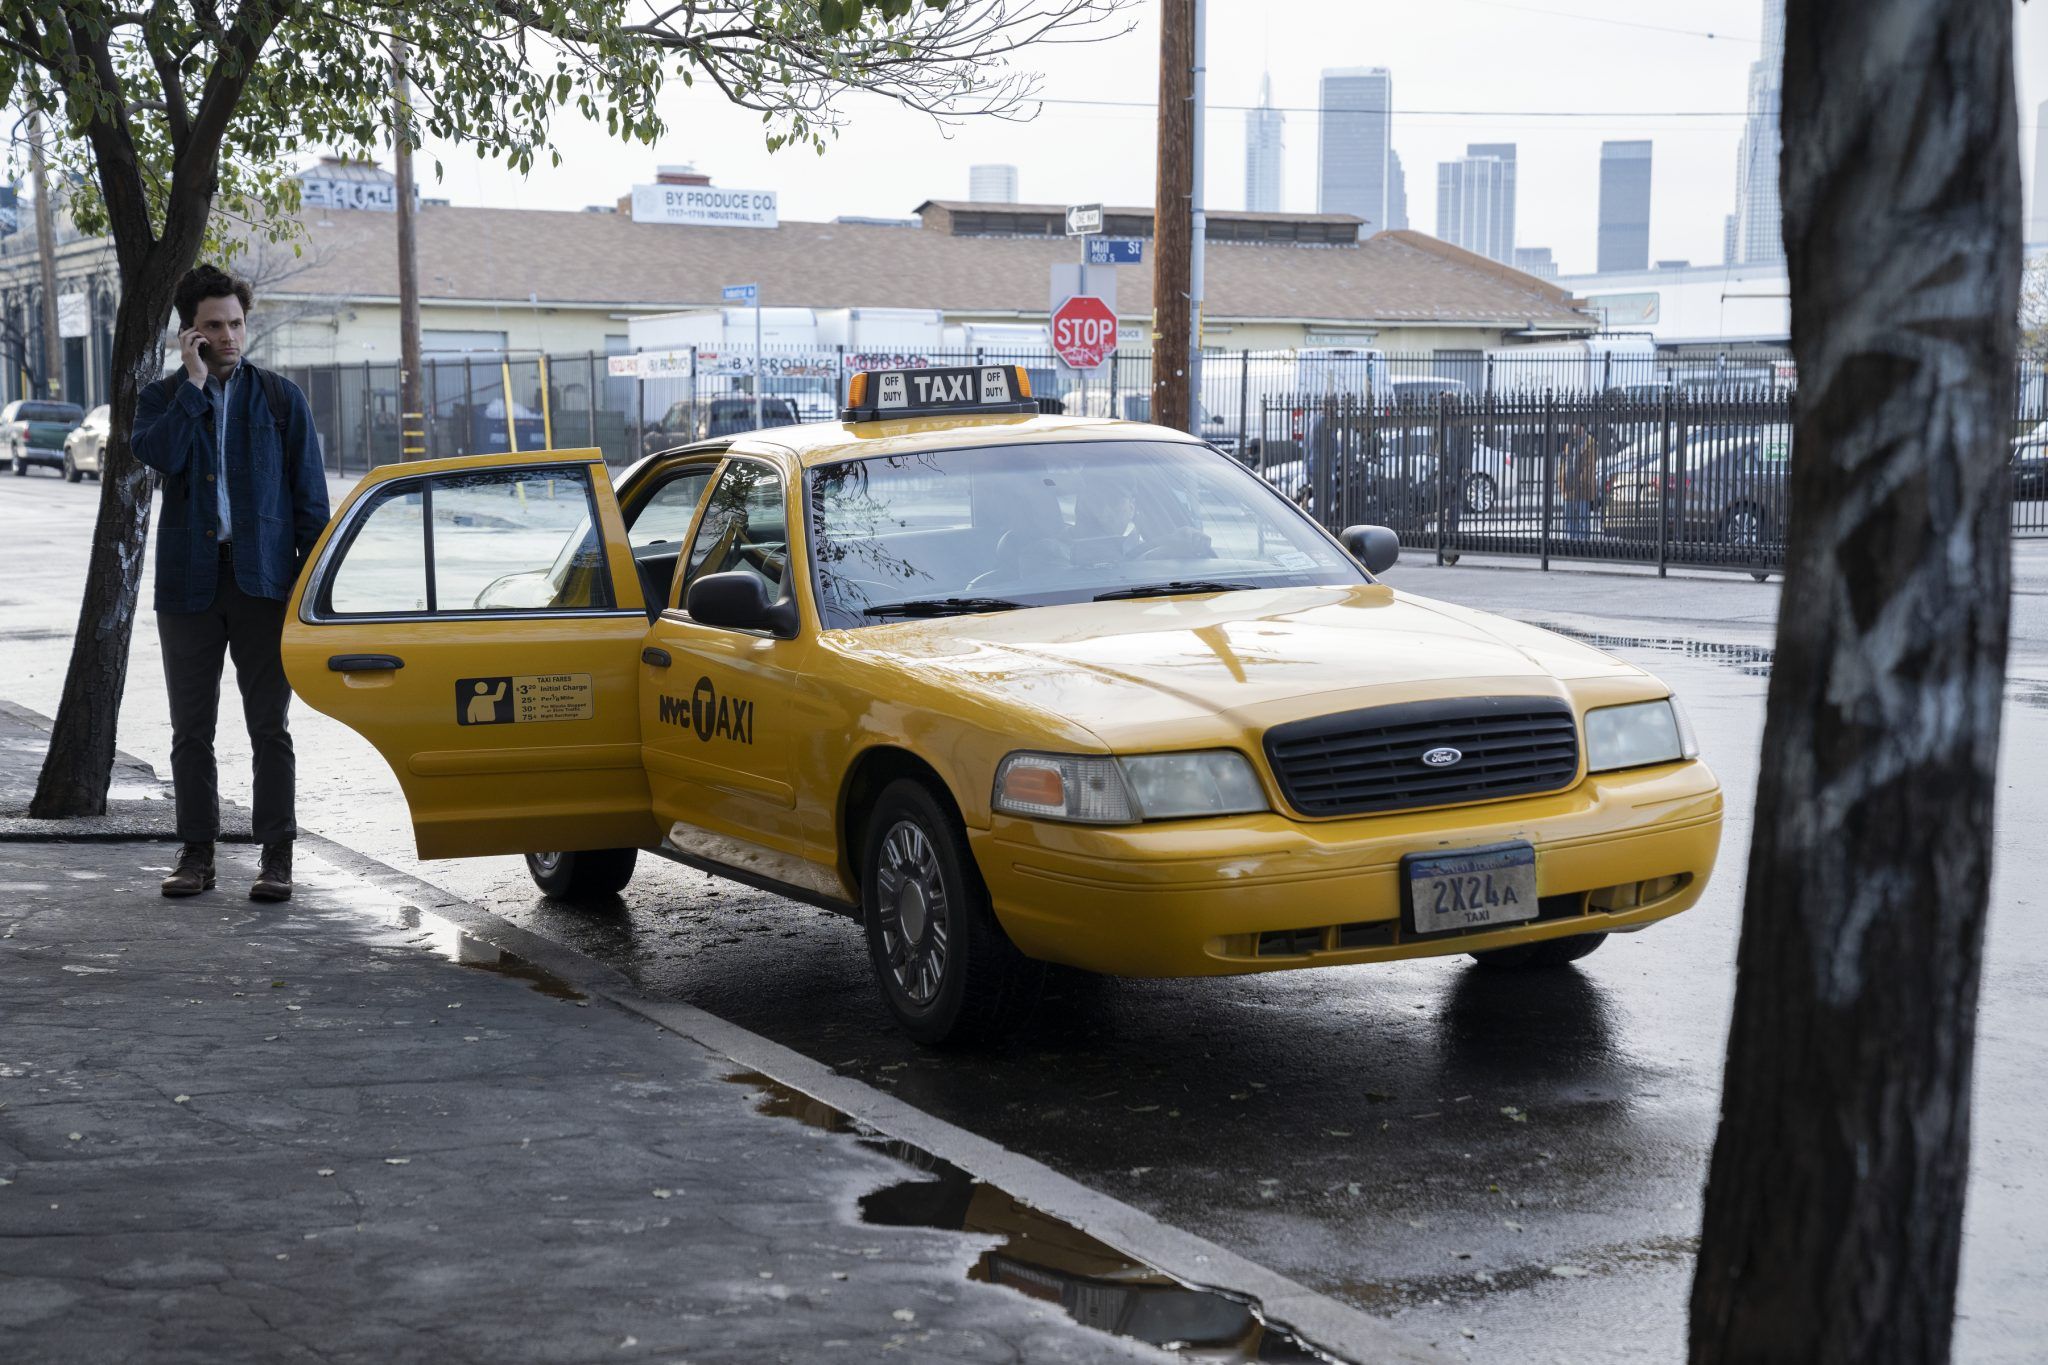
<box><xmin>807</xmin><ymin>439</ymin><xmax>1365</xmax><ymax>628</ymax></box>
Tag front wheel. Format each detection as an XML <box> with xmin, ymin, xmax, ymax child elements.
<box><xmin>524</xmin><ymin>848</ymin><xmax>638</xmax><ymax>900</ymax></box>
<box><xmin>862</xmin><ymin>779</ymin><xmax>1040</xmax><ymax>1046</ymax></box>
<box><xmin>1461</xmin><ymin>471</ymin><xmax>1497</xmax><ymax>515</ymax></box>
<box><xmin>63</xmin><ymin>453</ymin><xmax>81</xmax><ymax>483</ymax></box>
<box><xmin>1470</xmin><ymin>932</ymin><xmax>1607</xmax><ymax>970</ymax></box>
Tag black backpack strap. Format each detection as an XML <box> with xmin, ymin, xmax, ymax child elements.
<box><xmin>247</xmin><ymin>363</ymin><xmax>292</xmax><ymax>437</ymax></box>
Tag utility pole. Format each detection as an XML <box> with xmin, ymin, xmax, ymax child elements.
<box><xmin>28</xmin><ymin>111</ymin><xmax>63</xmax><ymax>401</ymax></box>
<box><xmin>390</xmin><ymin>39</ymin><xmax>426</xmax><ymax>460</ymax></box>
<box><xmin>1187</xmin><ymin>0</ymin><xmax>1207</xmax><ymax>428</ymax></box>
<box><xmin>1150</xmin><ymin>0</ymin><xmax>1194</xmax><ymax>433</ymax></box>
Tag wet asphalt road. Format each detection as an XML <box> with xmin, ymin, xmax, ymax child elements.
<box><xmin>4</xmin><ymin>471</ymin><xmax>2045</xmax><ymax>1361</ymax></box>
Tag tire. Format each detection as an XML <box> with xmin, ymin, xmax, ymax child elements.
<box><xmin>10</xmin><ymin>450</ymin><xmax>23</xmax><ymax>476</ymax></box>
<box><xmin>63</xmin><ymin>453</ymin><xmax>81</xmax><ymax>483</ymax></box>
<box><xmin>1461</xmin><ymin>471</ymin><xmax>1497</xmax><ymax>515</ymax></box>
<box><xmin>523</xmin><ymin>848</ymin><xmax>638</xmax><ymax>900</ymax></box>
<box><xmin>862</xmin><ymin>778</ymin><xmax>1040</xmax><ymax>1046</ymax></box>
<box><xmin>1470</xmin><ymin>932</ymin><xmax>1607</xmax><ymax>971</ymax></box>
<box><xmin>1719</xmin><ymin>504</ymin><xmax>1764</xmax><ymax>548</ymax></box>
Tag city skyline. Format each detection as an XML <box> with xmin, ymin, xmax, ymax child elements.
<box><xmin>1316</xmin><ymin>67</ymin><xmax>1393</xmax><ymax>230</ymax></box>
<box><xmin>1436</xmin><ymin>152</ymin><xmax>1511</xmax><ymax>261</ymax></box>
<box><xmin>1598</xmin><ymin>140</ymin><xmax>1653</xmax><ymax>272</ymax></box>
<box><xmin>384</xmin><ymin>1</ymin><xmax>2048</xmax><ymax>276</ymax></box>
<box><xmin>1727</xmin><ymin>0</ymin><xmax>1786</xmax><ymax>265</ymax></box>
<box><xmin>1244</xmin><ymin>73</ymin><xmax>1284</xmax><ymax>214</ymax></box>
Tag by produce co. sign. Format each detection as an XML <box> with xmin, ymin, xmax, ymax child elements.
<box><xmin>630</xmin><ymin>185</ymin><xmax>779</xmax><ymax>229</ymax></box>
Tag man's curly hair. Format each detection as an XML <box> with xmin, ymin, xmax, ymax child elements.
<box><xmin>174</xmin><ymin>264</ymin><xmax>253</xmax><ymax>331</ymax></box>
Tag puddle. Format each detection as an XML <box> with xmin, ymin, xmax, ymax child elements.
<box><xmin>398</xmin><ymin>905</ymin><xmax>589</xmax><ymax>1003</ymax></box>
<box><xmin>1530</xmin><ymin>623</ymin><xmax>1776</xmax><ymax>677</ymax></box>
<box><xmin>727</xmin><ymin>1071</ymin><xmax>1332</xmax><ymax>1363</ymax></box>
<box><xmin>1537</xmin><ymin>622</ymin><xmax>2048</xmax><ymax>710</ymax></box>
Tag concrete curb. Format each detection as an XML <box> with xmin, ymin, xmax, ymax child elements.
<box><xmin>6</xmin><ymin>695</ymin><xmax>1441</xmax><ymax>1362</ymax></box>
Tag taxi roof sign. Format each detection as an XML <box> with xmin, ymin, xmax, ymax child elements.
<box><xmin>842</xmin><ymin>365</ymin><xmax>1039</xmax><ymax>422</ymax></box>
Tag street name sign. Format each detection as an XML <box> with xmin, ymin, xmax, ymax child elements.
<box><xmin>1086</xmin><ymin>236</ymin><xmax>1144</xmax><ymax>266</ymax></box>
<box><xmin>723</xmin><ymin>283</ymin><xmax>759</xmax><ymax>304</ymax></box>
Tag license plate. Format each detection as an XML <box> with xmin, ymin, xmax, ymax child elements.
<box><xmin>1404</xmin><ymin>842</ymin><xmax>1539</xmax><ymax>936</ymax></box>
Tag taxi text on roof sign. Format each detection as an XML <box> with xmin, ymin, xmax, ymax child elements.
<box><xmin>840</xmin><ymin>364</ymin><xmax>1039</xmax><ymax>422</ymax></box>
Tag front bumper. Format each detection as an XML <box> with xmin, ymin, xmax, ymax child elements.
<box><xmin>972</xmin><ymin>759</ymin><xmax>1721</xmax><ymax>977</ymax></box>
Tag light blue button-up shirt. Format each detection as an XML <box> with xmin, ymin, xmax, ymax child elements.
<box><xmin>201</xmin><ymin>363</ymin><xmax>240</xmax><ymax>543</ymax></box>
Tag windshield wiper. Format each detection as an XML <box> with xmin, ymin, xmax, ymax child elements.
<box><xmin>1093</xmin><ymin>580</ymin><xmax>1260</xmax><ymax>602</ymax></box>
<box><xmin>862</xmin><ymin>596</ymin><xmax>1029</xmax><ymax>618</ymax></box>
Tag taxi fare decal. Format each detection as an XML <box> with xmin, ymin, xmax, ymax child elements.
<box><xmin>658</xmin><ymin>676</ymin><xmax>754</xmax><ymax>745</ymax></box>
<box><xmin>456</xmin><ymin>675</ymin><xmax>594</xmax><ymax>726</ymax></box>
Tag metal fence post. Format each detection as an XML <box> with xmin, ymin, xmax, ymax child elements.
<box><xmin>1435</xmin><ymin>394</ymin><xmax>1449</xmax><ymax>566</ymax></box>
<box><xmin>1540</xmin><ymin>390</ymin><xmax>1554</xmax><ymax>571</ymax></box>
<box><xmin>1237</xmin><ymin>349</ymin><xmax>1250</xmax><ymax>458</ymax></box>
<box><xmin>1657</xmin><ymin>387</ymin><xmax>1672</xmax><ymax>578</ymax></box>
<box><xmin>585</xmin><ymin>353</ymin><xmax>598</xmax><ymax>450</ymax></box>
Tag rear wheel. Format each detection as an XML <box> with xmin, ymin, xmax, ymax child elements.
<box><xmin>523</xmin><ymin>848</ymin><xmax>638</xmax><ymax>900</ymax></box>
<box><xmin>10</xmin><ymin>449</ymin><xmax>24</xmax><ymax>476</ymax></box>
<box><xmin>1719</xmin><ymin>503</ymin><xmax>1764</xmax><ymax>547</ymax></box>
<box><xmin>1461</xmin><ymin>471</ymin><xmax>1497</xmax><ymax>514</ymax></box>
<box><xmin>1470</xmin><ymin>932</ymin><xmax>1607</xmax><ymax>970</ymax></box>
<box><xmin>862</xmin><ymin>778</ymin><xmax>1040</xmax><ymax>1046</ymax></box>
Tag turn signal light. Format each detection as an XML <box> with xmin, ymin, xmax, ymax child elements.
<box><xmin>999</xmin><ymin>764</ymin><xmax>1066</xmax><ymax>810</ymax></box>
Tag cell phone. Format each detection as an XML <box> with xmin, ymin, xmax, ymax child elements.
<box><xmin>195</xmin><ymin>337</ymin><xmax>209</xmax><ymax>354</ymax></box>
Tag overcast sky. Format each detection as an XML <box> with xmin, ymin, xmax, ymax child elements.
<box><xmin>407</xmin><ymin>0</ymin><xmax>2048</xmax><ymax>278</ymax></box>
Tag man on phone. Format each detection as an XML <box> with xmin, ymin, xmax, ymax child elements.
<box><xmin>132</xmin><ymin>264</ymin><xmax>328</xmax><ymax>902</ymax></box>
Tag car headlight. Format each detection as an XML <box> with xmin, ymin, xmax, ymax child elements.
<box><xmin>993</xmin><ymin>750</ymin><xmax>1269</xmax><ymax>823</ymax></box>
<box><xmin>1584</xmin><ymin>697</ymin><xmax>1698</xmax><ymax>773</ymax></box>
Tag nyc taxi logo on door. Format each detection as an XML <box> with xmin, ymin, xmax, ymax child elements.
<box><xmin>658</xmin><ymin>676</ymin><xmax>755</xmax><ymax>744</ymax></box>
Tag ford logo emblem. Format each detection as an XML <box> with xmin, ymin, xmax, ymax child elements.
<box><xmin>1421</xmin><ymin>746</ymin><xmax>1464</xmax><ymax>768</ymax></box>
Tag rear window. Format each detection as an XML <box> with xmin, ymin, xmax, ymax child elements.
<box><xmin>22</xmin><ymin>403</ymin><xmax>82</xmax><ymax>423</ymax></box>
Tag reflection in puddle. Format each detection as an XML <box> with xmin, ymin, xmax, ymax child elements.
<box><xmin>729</xmin><ymin>1072</ymin><xmax>1331</xmax><ymax>1363</ymax></box>
<box><xmin>399</xmin><ymin>905</ymin><xmax>588</xmax><ymax>1002</ymax></box>
<box><xmin>1536</xmin><ymin>621</ymin><xmax>2048</xmax><ymax>709</ymax></box>
<box><xmin>1531</xmin><ymin>623</ymin><xmax>1776</xmax><ymax>677</ymax></box>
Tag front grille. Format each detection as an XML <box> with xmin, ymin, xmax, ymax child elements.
<box><xmin>1264</xmin><ymin>696</ymin><xmax>1579</xmax><ymax>817</ymax></box>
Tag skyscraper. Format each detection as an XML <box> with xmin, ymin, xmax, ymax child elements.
<box><xmin>1435</xmin><ymin>154</ymin><xmax>1508</xmax><ymax>261</ymax></box>
<box><xmin>1464</xmin><ymin>142</ymin><xmax>1518</xmax><ymax>259</ymax></box>
<box><xmin>1728</xmin><ymin>0</ymin><xmax>1785</xmax><ymax>264</ymax></box>
<box><xmin>2030</xmin><ymin>99</ymin><xmax>2048</xmax><ymax>243</ymax></box>
<box><xmin>1244</xmin><ymin>74</ymin><xmax>1285</xmax><ymax>213</ymax></box>
<box><xmin>1598</xmin><ymin>141</ymin><xmax>1653</xmax><ymax>272</ymax></box>
<box><xmin>1387</xmin><ymin>150</ymin><xmax>1409</xmax><ymax>231</ymax></box>
<box><xmin>967</xmin><ymin>164</ymin><xmax>1018</xmax><ymax>203</ymax></box>
<box><xmin>1318</xmin><ymin>68</ymin><xmax>1393</xmax><ymax>230</ymax></box>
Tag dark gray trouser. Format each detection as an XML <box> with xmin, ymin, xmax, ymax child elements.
<box><xmin>158</xmin><ymin>546</ymin><xmax>296</xmax><ymax>846</ymax></box>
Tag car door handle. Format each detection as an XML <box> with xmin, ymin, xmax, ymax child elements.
<box><xmin>641</xmin><ymin>647</ymin><xmax>672</xmax><ymax>668</ymax></box>
<box><xmin>328</xmin><ymin>654</ymin><xmax>404</xmax><ymax>672</ymax></box>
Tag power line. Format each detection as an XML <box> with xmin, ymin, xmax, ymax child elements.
<box><xmin>1034</xmin><ymin>96</ymin><xmax>1750</xmax><ymax>118</ymax></box>
<box><xmin>1436</xmin><ymin>0</ymin><xmax>1758</xmax><ymax>45</ymax></box>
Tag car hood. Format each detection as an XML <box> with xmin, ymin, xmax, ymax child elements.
<box><xmin>830</xmin><ymin>584</ymin><xmax>1653</xmax><ymax>747</ymax></box>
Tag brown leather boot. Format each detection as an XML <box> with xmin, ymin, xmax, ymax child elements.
<box><xmin>250</xmin><ymin>841</ymin><xmax>293</xmax><ymax>903</ymax></box>
<box><xmin>160</xmin><ymin>843</ymin><xmax>216</xmax><ymax>897</ymax></box>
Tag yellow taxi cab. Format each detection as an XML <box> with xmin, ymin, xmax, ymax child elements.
<box><xmin>282</xmin><ymin>365</ymin><xmax>1722</xmax><ymax>1044</ymax></box>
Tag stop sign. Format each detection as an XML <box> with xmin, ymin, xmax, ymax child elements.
<box><xmin>1050</xmin><ymin>295</ymin><xmax>1118</xmax><ymax>370</ymax></box>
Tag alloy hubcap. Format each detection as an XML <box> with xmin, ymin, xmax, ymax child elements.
<box><xmin>875</xmin><ymin>819</ymin><xmax>949</xmax><ymax>1007</ymax></box>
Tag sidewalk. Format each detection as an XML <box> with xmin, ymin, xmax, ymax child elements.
<box><xmin>0</xmin><ymin>707</ymin><xmax>1160</xmax><ymax>1364</ymax></box>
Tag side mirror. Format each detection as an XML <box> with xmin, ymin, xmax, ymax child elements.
<box><xmin>685</xmin><ymin>570</ymin><xmax>798</xmax><ymax>636</ymax></box>
<box><xmin>1339</xmin><ymin>524</ymin><xmax>1400</xmax><ymax>575</ymax></box>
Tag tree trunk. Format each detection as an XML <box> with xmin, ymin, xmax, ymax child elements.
<box><xmin>1689</xmin><ymin>2</ymin><xmax>2020</xmax><ymax>1362</ymax></box>
<box><xmin>27</xmin><ymin>267</ymin><xmax>185</xmax><ymax>817</ymax></box>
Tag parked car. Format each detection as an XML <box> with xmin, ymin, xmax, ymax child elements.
<box><xmin>1603</xmin><ymin>426</ymin><xmax>1791</xmax><ymax>548</ymax></box>
<box><xmin>4</xmin><ymin>399</ymin><xmax>87</xmax><ymax>477</ymax></box>
<box><xmin>61</xmin><ymin>404</ymin><xmax>112</xmax><ymax>482</ymax></box>
<box><xmin>1283</xmin><ymin>416</ymin><xmax>1519</xmax><ymax>515</ymax></box>
<box><xmin>642</xmin><ymin>396</ymin><xmax>803</xmax><ymax>453</ymax></box>
<box><xmin>2013</xmin><ymin>421</ymin><xmax>2048</xmax><ymax>500</ymax></box>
